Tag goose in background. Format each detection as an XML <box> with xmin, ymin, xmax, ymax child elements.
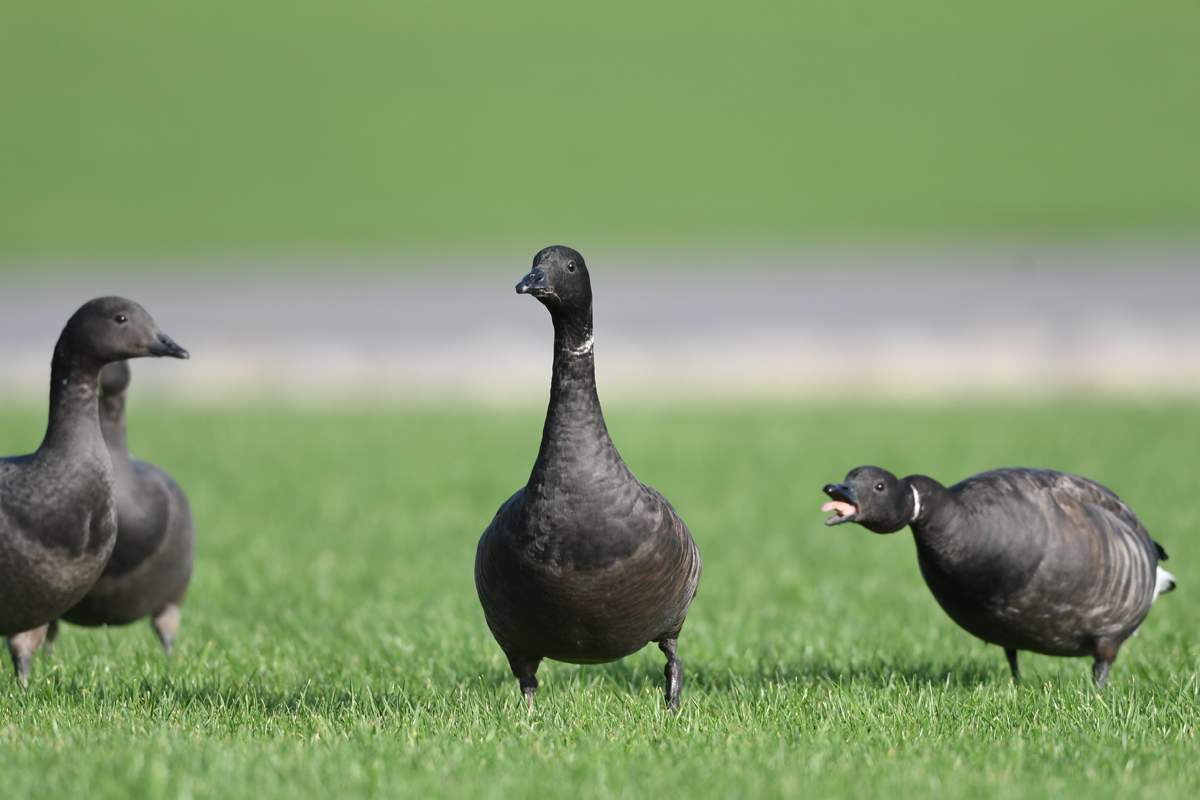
<box><xmin>2</xmin><ymin>297</ymin><xmax>188</xmax><ymax>683</ymax></box>
<box><xmin>53</xmin><ymin>359</ymin><xmax>195</xmax><ymax>655</ymax></box>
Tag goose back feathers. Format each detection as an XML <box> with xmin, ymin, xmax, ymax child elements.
<box><xmin>475</xmin><ymin>246</ymin><xmax>701</xmax><ymax>711</ymax></box>
<box><xmin>1</xmin><ymin>297</ymin><xmax>187</xmax><ymax>680</ymax></box>
<box><xmin>822</xmin><ymin>466</ymin><xmax>1175</xmax><ymax>686</ymax></box>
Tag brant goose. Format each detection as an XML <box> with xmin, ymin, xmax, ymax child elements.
<box><xmin>54</xmin><ymin>360</ymin><xmax>195</xmax><ymax>654</ymax></box>
<box><xmin>2</xmin><ymin>297</ymin><xmax>188</xmax><ymax>682</ymax></box>
<box><xmin>475</xmin><ymin>246</ymin><xmax>702</xmax><ymax>712</ymax></box>
<box><xmin>822</xmin><ymin>466</ymin><xmax>1176</xmax><ymax>686</ymax></box>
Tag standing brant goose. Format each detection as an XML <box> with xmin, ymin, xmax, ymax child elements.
<box><xmin>2</xmin><ymin>297</ymin><xmax>188</xmax><ymax>682</ymax></box>
<box><xmin>50</xmin><ymin>360</ymin><xmax>195</xmax><ymax>654</ymax></box>
<box><xmin>822</xmin><ymin>466</ymin><xmax>1176</xmax><ymax>686</ymax></box>
<box><xmin>475</xmin><ymin>246</ymin><xmax>702</xmax><ymax>712</ymax></box>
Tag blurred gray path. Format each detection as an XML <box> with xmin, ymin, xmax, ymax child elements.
<box><xmin>2</xmin><ymin>245</ymin><xmax>1198</xmax><ymax>404</ymax></box>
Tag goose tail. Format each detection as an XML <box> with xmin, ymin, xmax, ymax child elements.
<box><xmin>1153</xmin><ymin>566</ymin><xmax>1177</xmax><ymax>603</ymax></box>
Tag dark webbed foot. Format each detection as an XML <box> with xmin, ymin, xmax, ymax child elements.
<box><xmin>1005</xmin><ymin>648</ymin><xmax>1020</xmax><ymax>685</ymax></box>
<box><xmin>1093</xmin><ymin>638</ymin><xmax>1119</xmax><ymax>688</ymax></box>
<box><xmin>659</xmin><ymin>638</ymin><xmax>682</xmax><ymax>713</ymax></box>
<box><xmin>506</xmin><ymin>653</ymin><xmax>542</xmax><ymax>712</ymax></box>
<box><xmin>152</xmin><ymin>603</ymin><xmax>182</xmax><ymax>656</ymax></box>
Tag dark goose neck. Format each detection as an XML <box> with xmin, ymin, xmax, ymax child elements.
<box><xmin>99</xmin><ymin>387</ymin><xmax>130</xmax><ymax>455</ymax></box>
<box><xmin>99</xmin><ymin>389</ymin><xmax>133</xmax><ymax>472</ymax></box>
<box><xmin>527</xmin><ymin>305</ymin><xmax>626</xmax><ymax>488</ymax></box>
<box><xmin>907</xmin><ymin>474</ymin><xmax>985</xmax><ymax>582</ymax></box>
<box><xmin>38</xmin><ymin>344</ymin><xmax>105</xmax><ymax>459</ymax></box>
<box><xmin>907</xmin><ymin>475</ymin><xmax>955</xmax><ymax>539</ymax></box>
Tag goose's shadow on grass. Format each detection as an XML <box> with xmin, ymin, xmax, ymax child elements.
<box><xmin>33</xmin><ymin>677</ymin><xmax>474</xmax><ymax>720</ymax></box>
<box><xmin>481</xmin><ymin>653</ymin><xmax>1010</xmax><ymax>695</ymax></box>
<box><xmin>725</xmin><ymin>659</ymin><xmax>1007</xmax><ymax>690</ymax></box>
<box><xmin>682</xmin><ymin>659</ymin><xmax>1004</xmax><ymax>691</ymax></box>
<box><xmin>19</xmin><ymin>655</ymin><xmax>1039</xmax><ymax>716</ymax></box>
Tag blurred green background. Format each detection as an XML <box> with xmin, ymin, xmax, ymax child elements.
<box><xmin>2</xmin><ymin>0</ymin><xmax>1198</xmax><ymax>258</ymax></box>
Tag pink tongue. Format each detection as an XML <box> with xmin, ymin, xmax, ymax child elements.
<box><xmin>822</xmin><ymin>501</ymin><xmax>857</xmax><ymax>516</ymax></box>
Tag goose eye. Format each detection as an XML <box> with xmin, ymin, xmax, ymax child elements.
<box><xmin>114</xmin><ymin>314</ymin><xmax>128</xmax><ymax>324</ymax></box>
<box><xmin>567</xmin><ymin>261</ymin><xmax>576</xmax><ymax>272</ymax></box>
<box><xmin>875</xmin><ymin>482</ymin><xmax>885</xmax><ymax>492</ymax></box>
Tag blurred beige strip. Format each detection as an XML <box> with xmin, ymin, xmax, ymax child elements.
<box><xmin>2</xmin><ymin>245</ymin><xmax>1198</xmax><ymax>404</ymax></box>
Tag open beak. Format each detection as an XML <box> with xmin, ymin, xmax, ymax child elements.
<box><xmin>822</xmin><ymin>483</ymin><xmax>858</xmax><ymax>526</ymax></box>
<box><xmin>146</xmin><ymin>331</ymin><xmax>189</xmax><ymax>359</ymax></box>
<box><xmin>516</xmin><ymin>268</ymin><xmax>550</xmax><ymax>296</ymax></box>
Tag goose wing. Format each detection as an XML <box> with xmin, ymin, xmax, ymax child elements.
<box><xmin>1033</xmin><ymin>471</ymin><xmax>1161</xmax><ymax>635</ymax></box>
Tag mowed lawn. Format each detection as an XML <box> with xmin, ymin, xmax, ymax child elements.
<box><xmin>0</xmin><ymin>403</ymin><xmax>1196</xmax><ymax>798</ymax></box>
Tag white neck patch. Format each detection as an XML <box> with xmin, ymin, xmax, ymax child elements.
<box><xmin>568</xmin><ymin>334</ymin><xmax>594</xmax><ymax>356</ymax></box>
<box><xmin>910</xmin><ymin>485</ymin><xmax>921</xmax><ymax>524</ymax></box>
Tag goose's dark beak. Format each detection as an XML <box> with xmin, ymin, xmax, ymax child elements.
<box><xmin>822</xmin><ymin>483</ymin><xmax>858</xmax><ymax>526</ymax></box>
<box><xmin>147</xmin><ymin>331</ymin><xmax>189</xmax><ymax>359</ymax></box>
<box><xmin>516</xmin><ymin>268</ymin><xmax>550</xmax><ymax>296</ymax></box>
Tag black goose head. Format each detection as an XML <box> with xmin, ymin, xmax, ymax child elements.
<box><xmin>59</xmin><ymin>297</ymin><xmax>189</xmax><ymax>367</ymax></box>
<box><xmin>100</xmin><ymin>360</ymin><xmax>133</xmax><ymax>396</ymax></box>
<box><xmin>822</xmin><ymin>466</ymin><xmax>914</xmax><ymax>534</ymax></box>
<box><xmin>516</xmin><ymin>246</ymin><xmax>592</xmax><ymax>314</ymax></box>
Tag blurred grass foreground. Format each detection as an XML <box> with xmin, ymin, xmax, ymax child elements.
<box><xmin>2</xmin><ymin>1</ymin><xmax>1199</xmax><ymax>257</ymax></box>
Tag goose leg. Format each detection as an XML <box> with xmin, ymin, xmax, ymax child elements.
<box><xmin>152</xmin><ymin>603</ymin><xmax>182</xmax><ymax>656</ymax></box>
<box><xmin>506</xmin><ymin>653</ymin><xmax>542</xmax><ymax>711</ymax></box>
<box><xmin>659</xmin><ymin>638</ymin><xmax>682</xmax><ymax>713</ymax></box>
<box><xmin>1093</xmin><ymin>638</ymin><xmax>1120</xmax><ymax>688</ymax></box>
<box><xmin>1005</xmin><ymin>648</ymin><xmax>1020</xmax><ymax>684</ymax></box>
<box><xmin>43</xmin><ymin>619</ymin><xmax>59</xmax><ymax>656</ymax></box>
<box><xmin>6</xmin><ymin>625</ymin><xmax>50</xmax><ymax>686</ymax></box>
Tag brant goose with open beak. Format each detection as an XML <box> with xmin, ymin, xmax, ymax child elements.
<box><xmin>2</xmin><ymin>297</ymin><xmax>188</xmax><ymax>683</ymax></box>
<box><xmin>475</xmin><ymin>246</ymin><xmax>702</xmax><ymax>712</ymax></box>
<box><xmin>822</xmin><ymin>466</ymin><xmax>1175</xmax><ymax>687</ymax></box>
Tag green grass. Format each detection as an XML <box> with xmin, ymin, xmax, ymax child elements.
<box><xmin>0</xmin><ymin>404</ymin><xmax>1198</xmax><ymax>798</ymax></box>
<box><xmin>2</xmin><ymin>1</ymin><xmax>1199</xmax><ymax>258</ymax></box>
